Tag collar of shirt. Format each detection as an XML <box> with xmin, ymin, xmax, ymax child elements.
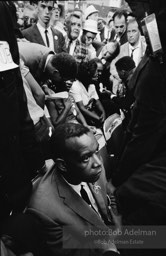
<box><xmin>129</xmin><ymin>38</ymin><xmax>142</xmax><ymax>66</ymax></box>
<box><xmin>67</xmin><ymin>38</ymin><xmax>77</xmax><ymax>55</ymax></box>
<box><xmin>44</xmin><ymin>53</ymin><xmax>55</xmax><ymax>72</ymax></box>
<box><xmin>37</xmin><ymin>22</ymin><xmax>54</xmax><ymax>51</ymax></box>
<box><xmin>63</xmin><ymin>177</ymin><xmax>101</xmax><ymax>217</ymax></box>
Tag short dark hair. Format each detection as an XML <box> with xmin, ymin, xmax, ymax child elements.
<box><xmin>76</xmin><ymin>60</ymin><xmax>98</xmax><ymax>86</ymax></box>
<box><xmin>115</xmin><ymin>56</ymin><xmax>135</xmax><ymax>72</ymax></box>
<box><xmin>112</xmin><ymin>9</ymin><xmax>127</xmax><ymax>21</ymax></box>
<box><xmin>50</xmin><ymin>123</ymin><xmax>90</xmax><ymax>160</ymax></box>
<box><xmin>50</xmin><ymin>52</ymin><xmax>78</xmax><ymax>80</ymax></box>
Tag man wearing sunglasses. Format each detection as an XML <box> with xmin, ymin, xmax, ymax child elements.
<box><xmin>22</xmin><ymin>1</ymin><xmax>66</xmax><ymax>53</ymax></box>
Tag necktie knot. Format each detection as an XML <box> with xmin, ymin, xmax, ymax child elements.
<box><xmin>131</xmin><ymin>47</ymin><xmax>138</xmax><ymax>59</ymax></box>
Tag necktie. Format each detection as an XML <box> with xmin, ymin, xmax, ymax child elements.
<box><xmin>67</xmin><ymin>39</ymin><xmax>72</xmax><ymax>54</ymax></box>
<box><xmin>130</xmin><ymin>48</ymin><xmax>135</xmax><ymax>59</ymax></box>
<box><xmin>80</xmin><ymin>184</ymin><xmax>91</xmax><ymax>206</ymax></box>
<box><xmin>80</xmin><ymin>184</ymin><xmax>101</xmax><ymax>217</ymax></box>
<box><xmin>45</xmin><ymin>29</ymin><xmax>49</xmax><ymax>47</ymax></box>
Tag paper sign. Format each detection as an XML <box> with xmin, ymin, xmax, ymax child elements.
<box><xmin>108</xmin><ymin>0</ymin><xmax>122</xmax><ymax>8</ymax></box>
<box><xmin>0</xmin><ymin>41</ymin><xmax>18</xmax><ymax>72</ymax></box>
<box><xmin>145</xmin><ymin>13</ymin><xmax>162</xmax><ymax>53</ymax></box>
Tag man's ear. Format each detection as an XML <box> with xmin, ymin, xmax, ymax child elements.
<box><xmin>55</xmin><ymin>158</ymin><xmax>67</xmax><ymax>173</ymax></box>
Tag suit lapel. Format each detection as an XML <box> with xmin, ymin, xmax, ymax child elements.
<box><xmin>88</xmin><ymin>168</ymin><xmax>108</xmax><ymax>222</ymax></box>
<box><xmin>89</xmin><ymin>182</ymin><xmax>108</xmax><ymax>218</ymax></box>
<box><xmin>51</xmin><ymin>28</ymin><xmax>58</xmax><ymax>53</ymax></box>
<box><xmin>33</xmin><ymin>24</ymin><xmax>45</xmax><ymax>46</ymax></box>
<box><xmin>55</xmin><ymin>172</ymin><xmax>106</xmax><ymax>228</ymax></box>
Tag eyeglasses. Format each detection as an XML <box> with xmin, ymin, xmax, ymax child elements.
<box><xmin>40</xmin><ymin>4</ymin><xmax>54</xmax><ymax>12</ymax></box>
<box><xmin>54</xmin><ymin>7</ymin><xmax>60</xmax><ymax>12</ymax></box>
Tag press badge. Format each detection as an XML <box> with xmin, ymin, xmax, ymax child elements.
<box><xmin>0</xmin><ymin>41</ymin><xmax>18</xmax><ymax>72</ymax></box>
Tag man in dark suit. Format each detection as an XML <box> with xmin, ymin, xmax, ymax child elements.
<box><xmin>22</xmin><ymin>1</ymin><xmax>66</xmax><ymax>53</ymax></box>
<box><xmin>26</xmin><ymin>123</ymin><xmax>120</xmax><ymax>256</ymax></box>
<box><xmin>112</xmin><ymin>8</ymin><xmax>166</xmax><ymax>226</ymax></box>
<box><xmin>18</xmin><ymin>42</ymin><xmax>77</xmax><ymax>95</ymax></box>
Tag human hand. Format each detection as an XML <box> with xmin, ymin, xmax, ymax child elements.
<box><xmin>43</xmin><ymin>86</ymin><xmax>55</xmax><ymax>96</ymax></box>
<box><xmin>64</xmin><ymin>97</ymin><xmax>72</xmax><ymax>110</ymax></box>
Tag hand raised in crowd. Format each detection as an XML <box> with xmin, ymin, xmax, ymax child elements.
<box><xmin>64</xmin><ymin>97</ymin><xmax>72</xmax><ymax>111</ymax></box>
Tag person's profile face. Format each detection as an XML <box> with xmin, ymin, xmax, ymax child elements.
<box><xmin>52</xmin><ymin>3</ymin><xmax>60</xmax><ymax>21</ymax></box>
<box><xmin>98</xmin><ymin>19</ymin><xmax>104</xmax><ymax>31</ymax></box>
<box><xmin>64</xmin><ymin>132</ymin><xmax>102</xmax><ymax>184</ymax></box>
<box><xmin>114</xmin><ymin>15</ymin><xmax>126</xmax><ymax>37</ymax></box>
<box><xmin>37</xmin><ymin>1</ymin><xmax>54</xmax><ymax>26</ymax></box>
<box><xmin>83</xmin><ymin>31</ymin><xmax>96</xmax><ymax>46</ymax></box>
<box><xmin>102</xmin><ymin>42</ymin><xmax>116</xmax><ymax>61</ymax></box>
<box><xmin>106</xmin><ymin>11</ymin><xmax>114</xmax><ymax>25</ymax></box>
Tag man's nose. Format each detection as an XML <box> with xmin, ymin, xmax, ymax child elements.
<box><xmin>93</xmin><ymin>153</ymin><xmax>102</xmax><ymax>167</ymax></box>
<box><xmin>45</xmin><ymin>7</ymin><xmax>50</xmax><ymax>14</ymax></box>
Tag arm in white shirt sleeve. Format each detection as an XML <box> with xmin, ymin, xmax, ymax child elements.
<box><xmin>70</xmin><ymin>81</ymin><xmax>82</xmax><ymax>103</ymax></box>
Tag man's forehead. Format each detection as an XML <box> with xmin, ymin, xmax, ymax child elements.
<box><xmin>127</xmin><ymin>22</ymin><xmax>138</xmax><ymax>30</ymax></box>
<box><xmin>65</xmin><ymin>132</ymin><xmax>96</xmax><ymax>149</ymax></box>
<box><xmin>114</xmin><ymin>16</ymin><xmax>126</xmax><ymax>23</ymax></box>
<box><xmin>71</xmin><ymin>16</ymin><xmax>81</xmax><ymax>23</ymax></box>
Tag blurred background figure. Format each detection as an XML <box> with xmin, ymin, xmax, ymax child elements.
<box><xmin>106</xmin><ymin>8</ymin><xmax>117</xmax><ymax>42</ymax></box>
<box><xmin>97</xmin><ymin>18</ymin><xmax>109</xmax><ymax>44</ymax></box>
<box><xmin>22</xmin><ymin>1</ymin><xmax>66</xmax><ymax>53</ymax></box>
<box><xmin>81</xmin><ymin>19</ymin><xmax>98</xmax><ymax>60</ymax></box>
<box><xmin>110</xmin><ymin>17</ymin><xmax>146</xmax><ymax>95</ymax></box>
<box><xmin>23</xmin><ymin>4</ymin><xmax>37</xmax><ymax>29</ymax></box>
<box><xmin>84</xmin><ymin>4</ymin><xmax>99</xmax><ymax>21</ymax></box>
<box><xmin>50</xmin><ymin>1</ymin><xmax>66</xmax><ymax>37</ymax></box>
<box><xmin>112</xmin><ymin>9</ymin><xmax>128</xmax><ymax>45</ymax></box>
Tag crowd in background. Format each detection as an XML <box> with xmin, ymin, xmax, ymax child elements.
<box><xmin>1</xmin><ymin>1</ymin><xmax>166</xmax><ymax>256</ymax></box>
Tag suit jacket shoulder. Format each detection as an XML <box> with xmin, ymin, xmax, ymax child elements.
<box><xmin>22</xmin><ymin>24</ymin><xmax>44</xmax><ymax>45</ymax></box>
<box><xmin>51</xmin><ymin>27</ymin><xmax>67</xmax><ymax>53</ymax></box>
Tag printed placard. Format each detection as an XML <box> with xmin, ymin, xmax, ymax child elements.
<box><xmin>145</xmin><ymin>13</ymin><xmax>162</xmax><ymax>53</ymax></box>
<box><xmin>0</xmin><ymin>41</ymin><xmax>18</xmax><ymax>72</ymax></box>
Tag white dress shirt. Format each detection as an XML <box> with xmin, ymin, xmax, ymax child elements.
<box><xmin>37</xmin><ymin>22</ymin><xmax>54</xmax><ymax>52</ymax></box>
<box><xmin>129</xmin><ymin>38</ymin><xmax>144</xmax><ymax>67</ymax></box>
<box><xmin>68</xmin><ymin>181</ymin><xmax>101</xmax><ymax>216</ymax></box>
<box><xmin>68</xmin><ymin>39</ymin><xmax>77</xmax><ymax>56</ymax></box>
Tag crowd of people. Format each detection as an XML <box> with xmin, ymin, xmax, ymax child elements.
<box><xmin>1</xmin><ymin>1</ymin><xmax>166</xmax><ymax>255</ymax></box>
